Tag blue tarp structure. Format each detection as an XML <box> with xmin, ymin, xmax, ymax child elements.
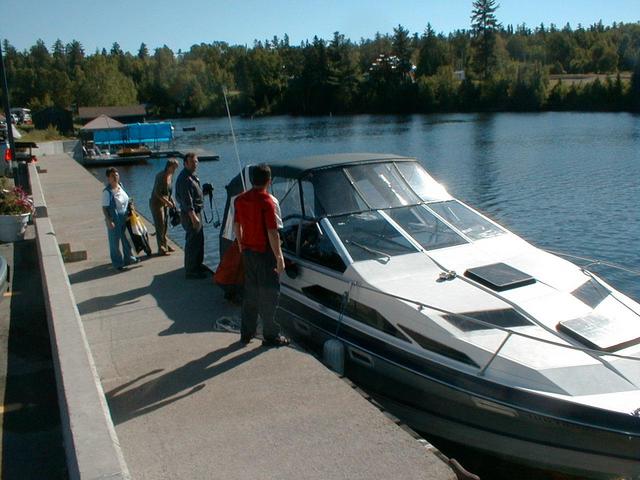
<box><xmin>93</xmin><ymin>122</ymin><xmax>173</xmax><ymax>146</ymax></box>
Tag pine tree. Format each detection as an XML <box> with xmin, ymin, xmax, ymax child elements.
<box><xmin>137</xmin><ymin>43</ymin><xmax>149</xmax><ymax>60</ymax></box>
<box><xmin>392</xmin><ymin>25</ymin><xmax>413</xmax><ymax>78</ymax></box>
<box><xmin>470</xmin><ymin>0</ymin><xmax>500</xmax><ymax>79</ymax></box>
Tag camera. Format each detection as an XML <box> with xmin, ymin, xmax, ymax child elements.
<box><xmin>200</xmin><ymin>182</ymin><xmax>221</xmax><ymax>228</ymax></box>
<box><xmin>169</xmin><ymin>207</ymin><xmax>181</xmax><ymax>227</ymax></box>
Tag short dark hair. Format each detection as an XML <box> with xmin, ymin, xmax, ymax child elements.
<box><xmin>105</xmin><ymin>167</ymin><xmax>118</xmax><ymax>178</ymax></box>
<box><xmin>184</xmin><ymin>152</ymin><xmax>197</xmax><ymax>164</ymax></box>
<box><xmin>250</xmin><ymin>163</ymin><xmax>271</xmax><ymax>187</ymax></box>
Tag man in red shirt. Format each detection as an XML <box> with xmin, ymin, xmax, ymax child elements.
<box><xmin>234</xmin><ymin>164</ymin><xmax>289</xmax><ymax>347</ymax></box>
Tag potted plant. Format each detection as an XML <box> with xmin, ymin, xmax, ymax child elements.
<box><xmin>0</xmin><ymin>179</ymin><xmax>34</xmax><ymax>242</ymax></box>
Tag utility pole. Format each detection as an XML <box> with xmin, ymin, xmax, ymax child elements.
<box><xmin>0</xmin><ymin>40</ymin><xmax>15</xmax><ymax>162</ymax></box>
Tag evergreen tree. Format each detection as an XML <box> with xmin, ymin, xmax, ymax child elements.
<box><xmin>392</xmin><ymin>24</ymin><xmax>413</xmax><ymax>78</ymax></box>
<box><xmin>470</xmin><ymin>0</ymin><xmax>500</xmax><ymax>78</ymax></box>
<box><xmin>66</xmin><ymin>40</ymin><xmax>85</xmax><ymax>74</ymax></box>
<box><xmin>138</xmin><ymin>43</ymin><xmax>149</xmax><ymax>60</ymax></box>
<box><xmin>110</xmin><ymin>42</ymin><xmax>123</xmax><ymax>57</ymax></box>
<box><xmin>417</xmin><ymin>24</ymin><xmax>448</xmax><ymax>76</ymax></box>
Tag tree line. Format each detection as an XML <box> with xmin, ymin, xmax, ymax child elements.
<box><xmin>3</xmin><ymin>0</ymin><xmax>640</xmax><ymax>119</ymax></box>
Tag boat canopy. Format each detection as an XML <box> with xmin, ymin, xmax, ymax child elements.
<box><xmin>226</xmin><ymin>154</ymin><xmax>450</xmax><ymax>215</ymax></box>
<box><xmin>221</xmin><ymin>153</ymin><xmax>505</xmax><ymax>262</ymax></box>
<box><xmin>91</xmin><ymin>122</ymin><xmax>173</xmax><ymax>146</ymax></box>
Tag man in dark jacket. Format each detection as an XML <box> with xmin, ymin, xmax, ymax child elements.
<box><xmin>175</xmin><ymin>152</ymin><xmax>206</xmax><ymax>279</ymax></box>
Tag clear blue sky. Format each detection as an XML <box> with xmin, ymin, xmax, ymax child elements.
<box><xmin>3</xmin><ymin>0</ymin><xmax>640</xmax><ymax>53</ymax></box>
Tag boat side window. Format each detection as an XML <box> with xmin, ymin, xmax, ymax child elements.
<box><xmin>271</xmin><ymin>177</ymin><xmax>302</xmax><ymax>220</ymax></box>
<box><xmin>329</xmin><ymin>212</ymin><xmax>417</xmax><ymax>261</ymax></box>
<box><xmin>301</xmin><ymin>285</ymin><xmax>409</xmax><ymax>342</ymax></box>
<box><xmin>299</xmin><ymin>220</ymin><xmax>346</xmax><ymax>272</ymax></box>
<box><xmin>386</xmin><ymin>205</ymin><xmax>467</xmax><ymax>250</ymax></box>
<box><xmin>310</xmin><ymin>169</ymin><xmax>368</xmax><ymax>215</ymax></box>
<box><xmin>281</xmin><ymin>217</ymin><xmax>300</xmax><ymax>255</ymax></box>
<box><xmin>300</xmin><ymin>179</ymin><xmax>317</xmax><ymax>218</ymax></box>
<box><xmin>427</xmin><ymin>200</ymin><xmax>504</xmax><ymax>240</ymax></box>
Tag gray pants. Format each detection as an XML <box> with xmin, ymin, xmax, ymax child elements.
<box><xmin>181</xmin><ymin>212</ymin><xmax>204</xmax><ymax>275</ymax></box>
<box><xmin>241</xmin><ymin>250</ymin><xmax>281</xmax><ymax>341</ymax></box>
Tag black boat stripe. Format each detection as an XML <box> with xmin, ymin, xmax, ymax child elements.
<box><xmin>278</xmin><ymin>294</ymin><xmax>640</xmax><ymax>437</ymax></box>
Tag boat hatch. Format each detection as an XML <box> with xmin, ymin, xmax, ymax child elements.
<box><xmin>558</xmin><ymin>314</ymin><xmax>640</xmax><ymax>352</ymax></box>
<box><xmin>464</xmin><ymin>263</ymin><xmax>536</xmax><ymax>291</ymax></box>
<box><xmin>572</xmin><ymin>278</ymin><xmax>610</xmax><ymax>309</ymax></box>
<box><xmin>443</xmin><ymin>308</ymin><xmax>532</xmax><ymax>331</ymax></box>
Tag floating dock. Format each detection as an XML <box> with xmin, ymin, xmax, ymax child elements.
<box><xmin>80</xmin><ymin>150</ymin><xmax>220</xmax><ymax>167</ymax></box>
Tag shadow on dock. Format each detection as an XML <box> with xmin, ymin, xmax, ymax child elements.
<box><xmin>74</xmin><ymin>264</ymin><xmax>239</xmax><ymax>336</ymax></box>
<box><xmin>106</xmin><ymin>341</ymin><xmax>264</xmax><ymax>425</ymax></box>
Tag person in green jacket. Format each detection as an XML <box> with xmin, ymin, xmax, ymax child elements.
<box><xmin>149</xmin><ymin>158</ymin><xmax>179</xmax><ymax>255</ymax></box>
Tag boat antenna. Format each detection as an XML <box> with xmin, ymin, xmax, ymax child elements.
<box><xmin>222</xmin><ymin>86</ymin><xmax>246</xmax><ymax>191</ymax></box>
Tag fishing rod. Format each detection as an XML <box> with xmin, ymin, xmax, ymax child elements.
<box><xmin>222</xmin><ymin>86</ymin><xmax>246</xmax><ymax>191</ymax></box>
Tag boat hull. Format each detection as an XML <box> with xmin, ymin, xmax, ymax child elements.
<box><xmin>277</xmin><ymin>294</ymin><xmax>640</xmax><ymax>480</ymax></box>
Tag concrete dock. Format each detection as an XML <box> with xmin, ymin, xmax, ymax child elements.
<box><xmin>34</xmin><ymin>152</ymin><xmax>456</xmax><ymax>479</ymax></box>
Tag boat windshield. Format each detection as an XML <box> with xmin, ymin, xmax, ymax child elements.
<box><xmin>385</xmin><ymin>205</ymin><xmax>467</xmax><ymax>250</ymax></box>
<box><xmin>395</xmin><ymin>162</ymin><xmax>450</xmax><ymax>201</ymax></box>
<box><xmin>329</xmin><ymin>212</ymin><xmax>418</xmax><ymax>261</ymax></box>
<box><xmin>310</xmin><ymin>162</ymin><xmax>425</xmax><ymax>216</ymax></box>
<box><xmin>346</xmin><ymin>163</ymin><xmax>422</xmax><ymax>209</ymax></box>
<box><xmin>296</xmin><ymin>161</ymin><xmax>501</xmax><ymax>262</ymax></box>
<box><xmin>426</xmin><ymin>200</ymin><xmax>504</xmax><ymax>240</ymax></box>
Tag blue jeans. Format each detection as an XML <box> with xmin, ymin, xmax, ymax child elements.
<box><xmin>107</xmin><ymin>212</ymin><xmax>136</xmax><ymax>269</ymax></box>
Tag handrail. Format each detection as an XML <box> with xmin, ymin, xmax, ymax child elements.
<box><xmin>543</xmin><ymin>248</ymin><xmax>640</xmax><ymax>277</ymax></box>
<box><xmin>351</xmin><ymin>280</ymin><xmax>640</xmax><ymax>362</ymax></box>
<box><xmin>478</xmin><ymin>332</ymin><xmax>512</xmax><ymax>376</ymax></box>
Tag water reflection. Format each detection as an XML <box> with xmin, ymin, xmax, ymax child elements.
<box><xmin>469</xmin><ymin>113</ymin><xmax>500</xmax><ymax>210</ymax></box>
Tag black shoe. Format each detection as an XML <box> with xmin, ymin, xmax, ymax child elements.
<box><xmin>262</xmin><ymin>335</ymin><xmax>290</xmax><ymax>348</ymax></box>
<box><xmin>240</xmin><ymin>335</ymin><xmax>253</xmax><ymax>345</ymax></box>
<box><xmin>185</xmin><ymin>271</ymin><xmax>207</xmax><ymax>279</ymax></box>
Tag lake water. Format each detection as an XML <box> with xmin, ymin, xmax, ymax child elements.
<box><xmin>88</xmin><ymin>112</ymin><xmax>640</xmax><ymax>478</ymax></box>
<box><xmin>94</xmin><ymin>112</ymin><xmax>640</xmax><ymax>301</ymax></box>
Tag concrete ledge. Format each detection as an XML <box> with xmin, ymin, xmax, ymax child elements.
<box><xmin>31</xmin><ymin>169</ymin><xmax>130</xmax><ymax>479</ymax></box>
<box><xmin>35</xmin><ymin>140</ymin><xmax>79</xmax><ymax>157</ymax></box>
<box><xmin>28</xmin><ymin>163</ymin><xmax>48</xmax><ymax>218</ymax></box>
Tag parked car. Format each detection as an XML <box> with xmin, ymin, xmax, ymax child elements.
<box><xmin>10</xmin><ymin>108</ymin><xmax>32</xmax><ymax>125</ymax></box>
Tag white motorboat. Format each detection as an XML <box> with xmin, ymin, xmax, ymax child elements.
<box><xmin>220</xmin><ymin>153</ymin><xmax>640</xmax><ymax>479</ymax></box>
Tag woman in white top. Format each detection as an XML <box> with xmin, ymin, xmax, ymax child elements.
<box><xmin>101</xmin><ymin>167</ymin><xmax>138</xmax><ymax>270</ymax></box>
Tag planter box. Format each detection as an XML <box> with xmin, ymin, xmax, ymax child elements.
<box><xmin>0</xmin><ymin>213</ymin><xmax>30</xmax><ymax>242</ymax></box>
